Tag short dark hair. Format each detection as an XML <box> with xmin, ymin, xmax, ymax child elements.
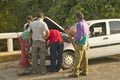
<box><xmin>37</xmin><ymin>12</ymin><xmax>44</xmax><ymax>18</ymax></box>
<box><xmin>27</xmin><ymin>15</ymin><xmax>33</xmax><ymax>20</ymax></box>
<box><xmin>75</xmin><ymin>12</ymin><xmax>84</xmax><ymax>19</ymax></box>
<box><xmin>64</xmin><ymin>27</ymin><xmax>70</xmax><ymax>30</ymax></box>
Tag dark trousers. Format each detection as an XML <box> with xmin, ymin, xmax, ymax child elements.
<box><xmin>50</xmin><ymin>42</ymin><xmax>64</xmax><ymax>71</ymax></box>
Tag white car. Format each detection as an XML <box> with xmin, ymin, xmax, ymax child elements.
<box><xmin>44</xmin><ymin>17</ymin><xmax>120</xmax><ymax>69</ymax></box>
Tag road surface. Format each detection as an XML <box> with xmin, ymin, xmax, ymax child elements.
<box><xmin>0</xmin><ymin>55</ymin><xmax>120</xmax><ymax>80</ymax></box>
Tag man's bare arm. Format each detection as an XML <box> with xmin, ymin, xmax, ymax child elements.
<box><xmin>70</xmin><ymin>29</ymin><xmax>76</xmax><ymax>49</ymax></box>
<box><xmin>44</xmin><ymin>31</ymin><xmax>50</xmax><ymax>40</ymax></box>
<box><xmin>28</xmin><ymin>32</ymin><xmax>32</xmax><ymax>47</ymax></box>
<box><xmin>68</xmin><ymin>33</ymin><xmax>76</xmax><ymax>49</ymax></box>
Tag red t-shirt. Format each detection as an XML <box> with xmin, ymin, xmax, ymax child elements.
<box><xmin>49</xmin><ymin>29</ymin><xmax>63</xmax><ymax>44</ymax></box>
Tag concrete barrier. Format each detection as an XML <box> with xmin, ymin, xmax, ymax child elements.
<box><xmin>0</xmin><ymin>32</ymin><xmax>22</xmax><ymax>62</ymax></box>
<box><xmin>0</xmin><ymin>51</ymin><xmax>21</xmax><ymax>62</ymax></box>
<box><xmin>0</xmin><ymin>32</ymin><xmax>22</xmax><ymax>52</ymax></box>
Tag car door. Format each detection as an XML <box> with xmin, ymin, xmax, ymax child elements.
<box><xmin>107</xmin><ymin>20</ymin><xmax>120</xmax><ymax>55</ymax></box>
<box><xmin>88</xmin><ymin>21</ymin><xmax>111</xmax><ymax>58</ymax></box>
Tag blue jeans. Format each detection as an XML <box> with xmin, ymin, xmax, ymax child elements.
<box><xmin>50</xmin><ymin>42</ymin><xmax>64</xmax><ymax>71</ymax></box>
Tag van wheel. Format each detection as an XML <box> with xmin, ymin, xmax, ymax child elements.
<box><xmin>62</xmin><ymin>51</ymin><xmax>74</xmax><ymax>70</ymax></box>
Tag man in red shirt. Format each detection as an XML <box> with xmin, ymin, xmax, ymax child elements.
<box><xmin>47</xmin><ymin>29</ymin><xmax>64</xmax><ymax>72</ymax></box>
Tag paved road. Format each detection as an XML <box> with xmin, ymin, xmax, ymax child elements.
<box><xmin>0</xmin><ymin>55</ymin><xmax>120</xmax><ymax>80</ymax></box>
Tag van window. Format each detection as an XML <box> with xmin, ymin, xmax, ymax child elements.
<box><xmin>89</xmin><ymin>22</ymin><xmax>106</xmax><ymax>37</ymax></box>
<box><xmin>109</xmin><ymin>21</ymin><xmax>120</xmax><ymax>34</ymax></box>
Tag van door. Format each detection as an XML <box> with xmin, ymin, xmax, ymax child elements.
<box><xmin>107</xmin><ymin>20</ymin><xmax>120</xmax><ymax>55</ymax></box>
<box><xmin>88</xmin><ymin>22</ymin><xmax>110</xmax><ymax>58</ymax></box>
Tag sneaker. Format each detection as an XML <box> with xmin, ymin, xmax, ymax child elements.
<box><xmin>69</xmin><ymin>74</ymin><xmax>79</xmax><ymax>78</ymax></box>
<box><xmin>41</xmin><ymin>71</ymin><xmax>47</xmax><ymax>75</ymax></box>
<box><xmin>32</xmin><ymin>71</ymin><xmax>38</xmax><ymax>74</ymax></box>
<box><xmin>68</xmin><ymin>69</ymin><xmax>73</xmax><ymax>73</ymax></box>
<box><xmin>32</xmin><ymin>70</ymin><xmax>39</xmax><ymax>74</ymax></box>
<box><xmin>69</xmin><ymin>69</ymin><xmax>82</xmax><ymax>73</ymax></box>
<box><xmin>79</xmin><ymin>72</ymin><xmax>88</xmax><ymax>76</ymax></box>
<box><xmin>56</xmin><ymin>68</ymin><xmax>63</xmax><ymax>72</ymax></box>
<box><xmin>49</xmin><ymin>69</ymin><xmax>56</xmax><ymax>72</ymax></box>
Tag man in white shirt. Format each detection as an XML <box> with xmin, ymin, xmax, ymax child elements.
<box><xmin>28</xmin><ymin>12</ymin><xmax>49</xmax><ymax>74</ymax></box>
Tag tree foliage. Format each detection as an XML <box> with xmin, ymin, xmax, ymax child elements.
<box><xmin>0</xmin><ymin>0</ymin><xmax>120</xmax><ymax>51</ymax></box>
<box><xmin>0</xmin><ymin>0</ymin><xmax>120</xmax><ymax>32</ymax></box>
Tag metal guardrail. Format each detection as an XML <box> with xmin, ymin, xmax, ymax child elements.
<box><xmin>0</xmin><ymin>32</ymin><xmax>22</xmax><ymax>52</ymax></box>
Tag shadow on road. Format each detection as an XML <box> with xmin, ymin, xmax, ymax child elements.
<box><xmin>89</xmin><ymin>54</ymin><xmax>120</xmax><ymax>65</ymax></box>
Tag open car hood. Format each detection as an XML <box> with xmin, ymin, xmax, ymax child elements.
<box><xmin>44</xmin><ymin>17</ymin><xmax>64</xmax><ymax>32</ymax></box>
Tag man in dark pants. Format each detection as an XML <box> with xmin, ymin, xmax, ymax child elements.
<box><xmin>47</xmin><ymin>29</ymin><xmax>64</xmax><ymax>72</ymax></box>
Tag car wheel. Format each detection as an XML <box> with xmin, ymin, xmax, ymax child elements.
<box><xmin>62</xmin><ymin>51</ymin><xmax>75</xmax><ymax>69</ymax></box>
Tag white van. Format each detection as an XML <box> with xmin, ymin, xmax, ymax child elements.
<box><xmin>44</xmin><ymin>17</ymin><xmax>120</xmax><ymax>69</ymax></box>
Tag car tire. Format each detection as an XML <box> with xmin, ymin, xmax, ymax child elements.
<box><xmin>62</xmin><ymin>51</ymin><xmax>75</xmax><ymax>70</ymax></box>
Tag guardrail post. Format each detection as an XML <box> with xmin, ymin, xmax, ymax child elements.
<box><xmin>7</xmin><ymin>38</ymin><xmax>13</xmax><ymax>52</ymax></box>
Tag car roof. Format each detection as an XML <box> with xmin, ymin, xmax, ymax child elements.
<box><xmin>87</xmin><ymin>18</ymin><xmax>120</xmax><ymax>25</ymax></box>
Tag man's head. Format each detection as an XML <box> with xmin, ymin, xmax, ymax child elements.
<box><xmin>27</xmin><ymin>15</ymin><xmax>33</xmax><ymax>23</ymax></box>
<box><xmin>75</xmin><ymin>12</ymin><xmax>84</xmax><ymax>22</ymax></box>
<box><xmin>64</xmin><ymin>27</ymin><xmax>70</xmax><ymax>34</ymax></box>
<box><xmin>37</xmin><ymin>12</ymin><xmax>45</xmax><ymax>20</ymax></box>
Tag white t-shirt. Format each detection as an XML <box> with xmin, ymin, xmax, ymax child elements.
<box><xmin>28</xmin><ymin>20</ymin><xmax>49</xmax><ymax>41</ymax></box>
